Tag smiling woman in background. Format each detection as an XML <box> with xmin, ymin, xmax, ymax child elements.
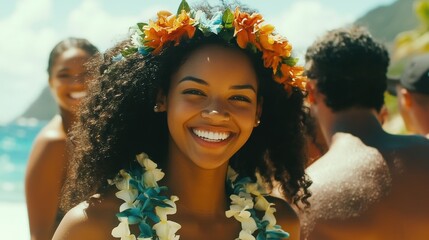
<box><xmin>25</xmin><ymin>37</ymin><xmax>99</xmax><ymax>240</ymax></box>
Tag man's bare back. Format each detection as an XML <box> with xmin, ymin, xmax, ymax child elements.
<box><xmin>302</xmin><ymin>132</ymin><xmax>429</xmax><ymax>240</ymax></box>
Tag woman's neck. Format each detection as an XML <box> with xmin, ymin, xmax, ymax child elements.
<box><xmin>163</xmin><ymin>152</ymin><xmax>229</xmax><ymax>219</ymax></box>
<box><xmin>59</xmin><ymin>107</ymin><xmax>76</xmax><ymax>133</ymax></box>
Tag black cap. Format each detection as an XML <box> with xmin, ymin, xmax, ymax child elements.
<box><xmin>387</xmin><ymin>54</ymin><xmax>429</xmax><ymax>96</ymax></box>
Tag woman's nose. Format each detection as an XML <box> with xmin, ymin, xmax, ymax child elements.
<box><xmin>200</xmin><ymin>109</ymin><xmax>230</xmax><ymax>122</ymax></box>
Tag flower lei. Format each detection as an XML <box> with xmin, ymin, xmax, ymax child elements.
<box><xmin>115</xmin><ymin>0</ymin><xmax>306</xmax><ymax>94</ymax></box>
<box><xmin>109</xmin><ymin>152</ymin><xmax>290</xmax><ymax>240</ymax></box>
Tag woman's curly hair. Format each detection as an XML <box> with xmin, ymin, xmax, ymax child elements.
<box><xmin>60</xmin><ymin>30</ymin><xmax>311</xmax><ymax>212</ymax></box>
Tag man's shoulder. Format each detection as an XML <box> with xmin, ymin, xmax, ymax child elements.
<box><xmin>383</xmin><ymin>133</ymin><xmax>429</xmax><ymax>168</ymax></box>
<box><xmin>389</xmin><ymin>133</ymin><xmax>429</xmax><ymax>148</ymax></box>
<box><xmin>311</xmin><ymin>133</ymin><xmax>383</xmax><ymax>169</ymax></box>
<box><xmin>307</xmin><ymin>133</ymin><xmax>391</xmax><ymax>215</ymax></box>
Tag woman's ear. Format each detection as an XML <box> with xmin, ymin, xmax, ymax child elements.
<box><xmin>255</xmin><ymin>98</ymin><xmax>263</xmax><ymax>127</ymax></box>
<box><xmin>155</xmin><ymin>89</ymin><xmax>167</xmax><ymax>112</ymax></box>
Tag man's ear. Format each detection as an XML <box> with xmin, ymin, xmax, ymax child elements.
<box><xmin>306</xmin><ymin>80</ymin><xmax>317</xmax><ymax>105</ymax></box>
<box><xmin>400</xmin><ymin>88</ymin><xmax>412</xmax><ymax>108</ymax></box>
<box><xmin>156</xmin><ymin>89</ymin><xmax>167</xmax><ymax>112</ymax></box>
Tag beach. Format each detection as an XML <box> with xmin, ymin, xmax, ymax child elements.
<box><xmin>0</xmin><ymin>202</ymin><xmax>29</xmax><ymax>239</ymax></box>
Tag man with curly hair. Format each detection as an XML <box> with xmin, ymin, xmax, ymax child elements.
<box><xmin>301</xmin><ymin>26</ymin><xmax>429</xmax><ymax>239</ymax></box>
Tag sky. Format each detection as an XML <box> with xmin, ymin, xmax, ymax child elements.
<box><xmin>0</xmin><ymin>0</ymin><xmax>396</xmax><ymax>124</ymax></box>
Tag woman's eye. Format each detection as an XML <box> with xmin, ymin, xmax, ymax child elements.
<box><xmin>182</xmin><ymin>89</ymin><xmax>206</xmax><ymax>96</ymax></box>
<box><xmin>57</xmin><ymin>73</ymin><xmax>71</xmax><ymax>78</ymax></box>
<box><xmin>230</xmin><ymin>95</ymin><xmax>251</xmax><ymax>103</ymax></box>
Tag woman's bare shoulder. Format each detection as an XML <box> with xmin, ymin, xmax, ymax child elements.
<box><xmin>26</xmin><ymin>117</ymin><xmax>69</xmax><ymax>187</ymax></box>
<box><xmin>53</xmin><ymin>194</ymin><xmax>120</xmax><ymax>240</ymax></box>
<box><xmin>35</xmin><ymin>116</ymin><xmax>67</xmax><ymax>143</ymax></box>
<box><xmin>266</xmin><ymin>196</ymin><xmax>300</xmax><ymax>240</ymax></box>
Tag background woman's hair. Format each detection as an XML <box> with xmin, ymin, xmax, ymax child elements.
<box><xmin>60</xmin><ymin>13</ymin><xmax>311</xmax><ymax>212</ymax></box>
<box><xmin>47</xmin><ymin>37</ymin><xmax>99</xmax><ymax>76</ymax></box>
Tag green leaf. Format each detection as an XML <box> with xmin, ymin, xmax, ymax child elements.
<box><xmin>121</xmin><ymin>47</ymin><xmax>138</xmax><ymax>57</ymax></box>
<box><xmin>137</xmin><ymin>22</ymin><xmax>148</xmax><ymax>31</ymax></box>
<box><xmin>151</xmin><ymin>198</ymin><xmax>173</xmax><ymax>208</ymax></box>
<box><xmin>281</xmin><ymin>57</ymin><xmax>299</xmax><ymax>66</ymax></box>
<box><xmin>222</xmin><ymin>8</ymin><xmax>234</xmax><ymax>29</ymax></box>
<box><xmin>177</xmin><ymin>0</ymin><xmax>191</xmax><ymax>15</ymax></box>
<box><xmin>138</xmin><ymin>222</ymin><xmax>154</xmax><ymax>238</ymax></box>
<box><xmin>219</xmin><ymin>28</ymin><xmax>234</xmax><ymax>43</ymax></box>
<box><xmin>256</xmin><ymin>232</ymin><xmax>267</xmax><ymax>240</ymax></box>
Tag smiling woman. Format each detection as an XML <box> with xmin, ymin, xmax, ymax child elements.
<box><xmin>52</xmin><ymin>1</ymin><xmax>311</xmax><ymax>240</ymax></box>
<box><xmin>25</xmin><ymin>37</ymin><xmax>99</xmax><ymax>240</ymax></box>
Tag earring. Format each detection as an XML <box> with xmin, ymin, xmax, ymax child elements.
<box><xmin>153</xmin><ymin>104</ymin><xmax>160</xmax><ymax>112</ymax></box>
<box><xmin>255</xmin><ymin>119</ymin><xmax>261</xmax><ymax>127</ymax></box>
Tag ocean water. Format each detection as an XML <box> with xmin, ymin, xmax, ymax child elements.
<box><xmin>0</xmin><ymin>119</ymin><xmax>47</xmax><ymax>239</ymax></box>
<box><xmin>0</xmin><ymin>119</ymin><xmax>47</xmax><ymax>202</ymax></box>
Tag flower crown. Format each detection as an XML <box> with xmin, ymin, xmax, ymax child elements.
<box><xmin>117</xmin><ymin>0</ymin><xmax>306</xmax><ymax>93</ymax></box>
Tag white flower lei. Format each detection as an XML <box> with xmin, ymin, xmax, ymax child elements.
<box><xmin>109</xmin><ymin>153</ymin><xmax>290</xmax><ymax>240</ymax></box>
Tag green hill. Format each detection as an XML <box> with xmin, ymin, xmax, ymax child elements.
<box><xmin>355</xmin><ymin>0</ymin><xmax>418</xmax><ymax>43</ymax></box>
<box><xmin>19</xmin><ymin>85</ymin><xmax>57</xmax><ymax>121</ymax></box>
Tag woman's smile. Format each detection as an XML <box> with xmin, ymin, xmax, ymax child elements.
<box><xmin>68</xmin><ymin>91</ymin><xmax>87</xmax><ymax>100</ymax></box>
<box><xmin>192</xmin><ymin>128</ymin><xmax>231</xmax><ymax>142</ymax></box>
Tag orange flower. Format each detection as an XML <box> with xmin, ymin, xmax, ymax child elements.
<box><xmin>233</xmin><ymin>8</ymin><xmax>264</xmax><ymax>49</ymax></box>
<box><xmin>254</xmin><ymin>24</ymin><xmax>292</xmax><ymax>72</ymax></box>
<box><xmin>274</xmin><ymin>65</ymin><xmax>307</xmax><ymax>91</ymax></box>
<box><xmin>143</xmin><ymin>10</ymin><xmax>196</xmax><ymax>55</ymax></box>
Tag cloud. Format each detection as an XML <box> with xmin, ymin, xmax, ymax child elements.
<box><xmin>0</xmin><ymin>0</ymin><xmax>57</xmax><ymax>123</ymax></box>
<box><xmin>66</xmin><ymin>0</ymin><xmax>171</xmax><ymax>51</ymax></box>
<box><xmin>0</xmin><ymin>0</ymin><xmax>170</xmax><ymax>123</ymax></box>
<box><xmin>271</xmin><ymin>0</ymin><xmax>353</xmax><ymax>60</ymax></box>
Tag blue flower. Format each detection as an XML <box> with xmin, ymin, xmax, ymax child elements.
<box><xmin>112</xmin><ymin>53</ymin><xmax>124</xmax><ymax>62</ymax></box>
<box><xmin>194</xmin><ymin>10</ymin><xmax>223</xmax><ymax>35</ymax></box>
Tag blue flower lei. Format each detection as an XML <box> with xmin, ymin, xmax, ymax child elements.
<box><xmin>109</xmin><ymin>153</ymin><xmax>290</xmax><ymax>240</ymax></box>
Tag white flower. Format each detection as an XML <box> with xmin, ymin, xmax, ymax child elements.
<box><xmin>226</xmin><ymin>194</ymin><xmax>254</xmax><ymax>219</ymax></box>
<box><xmin>112</xmin><ymin>219</ymin><xmax>137</xmax><ymax>240</ymax></box>
<box><xmin>245</xmin><ymin>182</ymin><xmax>260</xmax><ymax>196</ymax></box>
<box><xmin>115</xmin><ymin>170</ymin><xmax>133</xmax><ymax>190</ymax></box>
<box><xmin>226</xmin><ymin>194</ymin><xmax>257</xmax><ymax>234</ymax></box>
<box><xmin>115</xmin><ymin>189</ymin><xmax>139</xmax><ymax>211</ymax></box>
<box><xmin>155</xmin><ymin>196</ymin><xmax>179</xmax><ymax>221</ymax></box>
<box><xmin>153</xmin><ymin>220</ymin><xmax>181</xmax><ymax>240</ymax></box>
<box><xmin>254</xmin><ymin>195</ymin><xmax>271</xmax><ymax>211</ymax></box>
<box><xmin>238</xmin><ymin>229</ymin><xmax>256</xmax><ymax>240</ymax></box>
<box><xmin>239</xmin><ymin>217</ymin><xmax>258</xmax><ymax>236</ymax></box>
<box><xmin>136</xmin><ymin>153</ymin><xmax>165</xmax><ymax>187</ymax></box>
<box><xmin>245</xmin><ymin>174</ymin><xmax>268</xmax><ymax>196</ymax></box>
<box><xmin>227</xmin><ymin>166</ymin><xmax>239</xmax><ymax>182</ymax></box>
<box><xmin>131</xmin><ymin>32</ymin><xmax>144</xmax><ymax>48</ymax></box>
<box><xmin>136</xmin><ymin>153</ymin><xmax>149</xmax><ymax>166</ymax></box>
<box><xmin>262</xmin><ymin>206</ymin><xmax>277</xmax><ymax>227</ymax></box>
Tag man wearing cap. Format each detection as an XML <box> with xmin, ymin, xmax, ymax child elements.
<box><xmin>388</xmin><ymin>54</ymin><xmax>429</xmax><ymax>138</ymax></box>
<box><xmin>301</xmin><ymin>26</ymin><xmax>429</xmax><ymax>240</ymax></box>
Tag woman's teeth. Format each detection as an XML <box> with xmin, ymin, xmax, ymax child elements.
<box><xmin>193</xmin><ymin>129</ymin><xmax>230</xmax><ymax>142</ymax></box>
<box><xmin>70</xmin><ymin>91</ymin><xmax>87</xmax><ymax>99</ymax></box>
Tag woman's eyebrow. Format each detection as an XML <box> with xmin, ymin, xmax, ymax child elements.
<box><xmin>230</xmin><ymin>84</ymin><xmax>256</xmax><ymax>93</ymax></box>
<box><xmin>179</xmin><ymin>76</ymin><xmax>256</xmax><ymax>93</ymax></box>
<box><xmin>178</xmin><ymin>76</ymin><xmax>208</xmax><ymax>85</ymax></box>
